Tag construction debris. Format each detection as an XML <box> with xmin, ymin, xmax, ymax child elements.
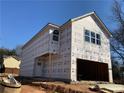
<box><xmin>0</xmin><ymin>74</ymin><xmax>21</xmax><ymax>93</ymax></box>
<box><xmin>1</xmin><ymin>74</ymin><xmax>21</xmax><ymax>88</ymax></box>
<box><xmin>90</xmin><ymin>84</ymin><xmax>124</xmax><ymax>93</ymax></box>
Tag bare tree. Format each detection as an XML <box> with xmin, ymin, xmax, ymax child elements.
<box><xmin>111</xmin><ymin>0</ymin><xmax>124</xmax><ymax>64</ymax></box>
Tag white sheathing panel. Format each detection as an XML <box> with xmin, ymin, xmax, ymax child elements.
<box><xmin>71</xmin><ymin>16</ymin><xmax>112</xmax><ymax>82</ymax></box>
<box><xmin>20</xmin><ymin>14</ymin><xmax>112</xmax><ymax>82</ymax></box>
<box><xmin>20</xmin><ymin>28</ymin><xmax>51</xmax><ymax>76</ymax></box>
<box><xmin>20</xmin><ymin>25</ymin><xmax>72</xmax><ymax>80</ymax></box>
<box><xmin>57</xmin><ymin>27</ymin><xmax>71</xmax><ymax>79</ymax></box>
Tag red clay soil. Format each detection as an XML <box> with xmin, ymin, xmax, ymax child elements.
<box><xmin>20</xmin><ymin>84</ymin><xmax>95</xmax><ymax>93</ymax></box>
<box><xmin>21</xmin><ymin>85</ymin><xmax>46</xmax><ymax>93</ymax></box>
<box><xmin>46</xmin><ymin>82</ymin><xmax>96</xmax><ymax>93</ymax></box>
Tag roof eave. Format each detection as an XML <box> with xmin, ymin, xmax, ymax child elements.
<box><xmin>22</xmin><ymin>23</ymin><xmax>60</xmax><ymax>49</ymax></box>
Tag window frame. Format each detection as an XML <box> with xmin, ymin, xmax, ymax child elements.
<box><xmin>84</xmin><ymin>29</ymin><xmax>101</xmax><ymax>45</ymax></box>
<box><xmin>96</xmin><ymin>34</ymin><xmax>101</xmax><ymax>45</ymax></box>
<box><xmin>91</xmin><ymin>32</ymin><xmax>96</xmax><ymax>44</ymax></box>
<box><xmin>53</xmin><ymin>35</ymin><xmax>59</xmax><ymax>41</ymax></box>
<box><xmin>84</xmin><ymin>30</ymin><xmax>90</xmax><ymax>42</ymax></box>
<box><xmin>53</xmin><ymin>30</ymin><xmax>59</xmax><ymax>35</ymax></box>
<box><xmin>53</xmin><ymin>30</ymin><xmax>59</xmax><ymax>41</ymax></box>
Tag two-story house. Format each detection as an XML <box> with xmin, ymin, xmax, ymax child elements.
<box><xmin>20</xmin><ymin>12</ymin><xmax>113</xmax><ymax>82</ymax></box>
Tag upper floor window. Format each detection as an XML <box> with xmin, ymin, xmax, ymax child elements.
<box><xmin>53</xmin><ymin>30</ymin><xmax>59</xmax><ymax>41</ymax></box>
<box><xmin>53</xmin><ymin>30</ymin><xmax>59</xmax><ymax>35</ymax></box>
<box><xmin>84</xmin><ymin>29</ymin><xmax>101</xmax><ymax>45</ymax></box>
<box><xmin>96</xmin><ymin>34</ymin><xmax>101</xmax><ymax>45</ymax></box>
<box><xmin>53</xmin><ymin>35</ymin><xmax>59</xmax><ymax>41</ymax></box>
<box><xmin>91</xmin><ymin>32</ymin><xmax>95</xmax><ymax>44</ymax></box>
<box><xmin>85</xmin><ymin>30</ymin><xmax>90</xmax><ymax>42</ymax></box>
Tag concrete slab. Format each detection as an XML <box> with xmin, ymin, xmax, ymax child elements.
<box><xmin>98</xmin><ymin>84</ymin><xmax>124</xmax><ymax>93</ymax></box>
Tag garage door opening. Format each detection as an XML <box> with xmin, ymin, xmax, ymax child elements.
<box><xmin>77</xmin><ymin>59</ymin><xmax>109</xmax><ymax>81</ymax></box>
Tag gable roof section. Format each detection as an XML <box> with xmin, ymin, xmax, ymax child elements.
<box><xmin>22</xmin><ymin>11</ymin><xmax>112</xmax><ymax>49</ymax></box>
<box><xmin>22</xmin><ymin>23</ymin><xmax>60</xmax><ymax>49</ymax></box>
<box><xmin>71</xmin><ymin>11</ymin><xmax>112</xmax><ymax>37</ymax></box>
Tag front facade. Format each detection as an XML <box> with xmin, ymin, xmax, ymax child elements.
<box><xmin>20</xmin><ymin>12</ymin><xmax>113</xmax><ymax>82</ymax></box>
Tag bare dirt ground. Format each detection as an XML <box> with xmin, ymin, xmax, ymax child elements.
<box><xmin>0</xmin><ymin>76</ymin><xmax>96</xmax><ymax>93</ymax></box>
<box><xmin>43</xmin><ymin>82</ymin><xmax>96</xmax><ymax>93</ymax></box>
<box><xmin>21</xmin><ymin>85</ymin><xmax>46</xmax><ymax>93</ymax></box>
<box><xmin>20</xmin><ymin>82</ymin><xmax>96</xmax><ymax>93</ymax></box>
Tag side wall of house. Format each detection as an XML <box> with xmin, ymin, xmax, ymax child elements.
<box><xmin>34</xmin><ymin>24</ymin><xmax>72</xmax><ymax>81</ymax></box>
<box><xmin>20</xmin><ymin>27</ymin><xmax>52</xmax><ymax>77</ymax></box>
<box><xmin>20</xmin><ymin>25</ymin><xmax>72</xmax><ymax>81</ymax></box>
<box><xmin>71</xmin><ymin>16</ymin><xmax>113</xmax><ymax>82</ymax></box>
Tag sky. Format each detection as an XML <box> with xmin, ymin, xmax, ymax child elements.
<box><xmin>0</xmin><ymin>0</ymin><xmax>116</xmax><ymax>49</ymax></box>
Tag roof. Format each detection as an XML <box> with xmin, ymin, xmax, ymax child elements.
<box><xmin>71</xmin><ymin>11</ymin><xmax>112</xmax><ymax>37</ymax></box>
<box><xmin>4</xmin><ymin>56</ymin><xmax>20</xmax><ymax>61</ymax></box>
<box><xmin>60</xmin><ymin>11</ymin><xmax>112</xmax><ymax>37</ymax></box>
<box><xmin>71</xmin><ymin>12</ymin><xmax>95</xmax><ymax>21</ymax></box>
<box><xmin>3</xmin><ymin>56</ymin><xmax>21</xmax><ymax>69</ymax></box>
<box><xmin>23</xmin><ymin>11</ymin><xmax>112</xmax><ymax>49</ymax></box>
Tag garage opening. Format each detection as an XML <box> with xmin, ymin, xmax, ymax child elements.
<box><xmin>77</xmin><ymin>59</ymin><xmax>109</xmax><ymax>81</ymax></box>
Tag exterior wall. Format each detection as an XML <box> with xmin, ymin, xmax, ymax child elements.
<box><xmin>3</xmin><ymin>56</ymin><xmax>21</xmax><ymax>69</ymax></box>
<box><xmin>20</xmin><ymin>14</ymin><xmax>112</xmax><ymax>82</ymax></box>
<box><xmin>71</xmin><ymin>16</ymin><xmax>113</xmax><ymax>82</ymax></box>
<box><xmin>20</xmin><ymin>26</ymin><xmax>55</xmax><ymax>76</ymax></box>
<box><xmin>56</xmin><ymin>24</ymin><xmax>71</xmax><ymax>80</ymax></box>
<box><xmin>20</xmin><ymin>24</ymin><xmax>72</xmax><ymax>81</ymax></box>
